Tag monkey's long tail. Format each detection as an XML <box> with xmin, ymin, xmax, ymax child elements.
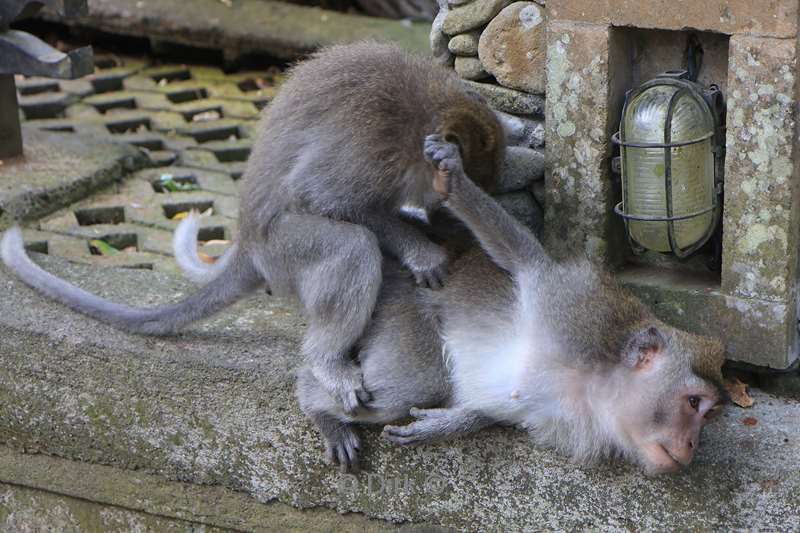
<box><xmin>173</xmin><ymin>211</ymin><xmax>238</xmax><ymax>284</ymax></box>
<box><xmin>1</xmin><ymin>226</ymin><xmax>261</xmax><ymax>335</ymax></box>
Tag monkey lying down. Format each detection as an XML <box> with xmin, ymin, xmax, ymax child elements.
<box><xmin>0</xmin><ymin>44</ymin><xmax>725</xmax><ymax>475</ymax></box>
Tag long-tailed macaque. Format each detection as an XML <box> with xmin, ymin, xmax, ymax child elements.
<box><xmin>1</xmin><ymin>42</ymin><xmax>505</xmax><ymax>414</ymax></box>
<box><xmin>294</xmin><ymin>135</ymin><xmax>726</xmax><ymax>475</ymax></box>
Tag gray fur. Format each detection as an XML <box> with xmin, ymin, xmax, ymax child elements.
<box><xmin>2</xmin><ymin>42</ymin><xmax>504</xmax><ymax>415</ymax></box>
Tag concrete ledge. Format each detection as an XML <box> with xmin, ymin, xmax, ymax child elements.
<box><xmin>0</xmin><ymin>447</ymin><xmax>417</xmax><ymax>532</ymax></box>
<box><xmin>42</xmin><ymin>0</ymin><xmax>431</xmax><ymax>60</ymax></box>
<box><xmin>0</xmin><ymin>128</ymin><xmax>147</xmax><ymax>229</ymax></box>
<box><xmin>1</xmin><ymin>254</ymin><xmax>799</xmax><ymax>530</ymax></box>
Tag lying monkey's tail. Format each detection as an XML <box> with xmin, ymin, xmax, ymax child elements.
<box><xmin>173</xmin><ymin>210</ymin><xmax>238</xmax><ymax>284</ymax></box>
<box><xmin>1</xmin><ymin>226</ymin><xmax>261</xmax><ymax>335</ymax></box>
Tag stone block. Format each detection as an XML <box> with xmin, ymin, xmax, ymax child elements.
<box><xmin>448</xmin><ymin>31</ymin><xmax>481</xmax><ymax>56</ymax></box>
<box><xmin>548</xmin><ymin>0</ymin><xmax>799</xmax><ymax>38</ymax></box>
<box><xmin>443</xmin><ymin>0</ymin><xmax>512</xmax><ymax>34</ymax></box>
<box><xmin>454</xmin><ymin>56</ymin><xmax>489</xmax><ymax>80</ymax></box>
<box><xmin>464</xmin><ymin>80</ymin><xmax>544</xmax><ymax>115</ymax></box>
<box><xmin>478</xmin><ymin>2</ymin><xmax>547</xmax><ymax>94</ymax></box>
<box><xmin>496</xmin><ymin>146</ymin><xmax>545</xmax><ymax>192</ymax></box>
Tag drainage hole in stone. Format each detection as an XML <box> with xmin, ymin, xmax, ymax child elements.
<box><xmin>94</xmin><ymin>56</ymin><xmax>122</xmax><ymax>69</ymax></box>
<box><xmin>152</xmin><ymin>69</ymin><xmax>192</xmax><ymax>84</ymax></box>
<box><xmin>90</xmin><ymin>76</ymin><xmax>125</xmax><ymax>94</ymax></box>
<box><xmin>41</xmin><ymin>125</ymin><xmax>75</xmax><ymax>133</ymax></box>
<box><xmin>24</xmin><ymin>241</ymin><xmax>49</xmax><ymax>255</ymax></box>
<box><xmin>167</xmin><ymin>87</ymin><xmax>208</xmax><ymax>103</ymax></box>
<box><xmin>106</xmin><ymin>117</ymin><xmax>151</xmax><ymax>134</ymax></box>
<box><xmin>75</xmin><ymin>206</ymin><xmax>126</xmax><ymax>226</ymax></box>
<box><xmin>191</xmin><ymin>125</ymin><xmax>240</xmax><ymax>143</ymax></box>
<box><xmin>17</xmin><ymin>80</ymin><xmax>60</xmax><ymax>95</ymax></box>
<box><xmin>88</xmin><ymin>233</ymin><xmax>138</xmax><ymax>255</ymax></box>
<box><xmin>151</xmin><ymin>173</ymin><xmax>199</xmax><ymax>193</ymax></box>
<box><xmin>162</xmin><ymin>201</ymin><xmax>214</xmax><ymax>219</ymax></box>
<box><xmin>212</xmin><ymin>146</ymin><xmax>250</xmax><ymax>162</ymax></box>
<box><xmin>128</xmin><ymin>137</ymin><xmax>165</xmax><ymax>151</ymax></box>
<box><xmin>198</xmin><ymin>226</ymin><xmax>226</xmax><ymax>241</ymax></box>
<box><xmin>92</xmin><ymin>97</ymin><xmax>137</xmax><ymax>114</ymax></box>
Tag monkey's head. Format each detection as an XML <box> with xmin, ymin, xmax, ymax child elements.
<box><xmin>438</xmin><ymin>95</ymin><xmax>506</xmax><ymax>193</ymax></box>
<box><xmin>610</xmin><ymin>324</ymin><xmax>725</xmax><ymax>475</ymax></box>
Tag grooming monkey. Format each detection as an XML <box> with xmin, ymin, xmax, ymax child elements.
<box><xmin>1</xmin><ymin>42</ymin><xmax>505</xmax><ymax>414</ymax></box>
<box><xmin>294</xmin><ymin>135</ymin><xmax>726</xmax><ymax>474</ymax></box>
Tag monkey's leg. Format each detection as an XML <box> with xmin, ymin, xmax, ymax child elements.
<box><xmin>264</xmin><ymin>213</ymin><xmax>382</xmax><ymax>414</ymax></box>
<box><xmin>359</xmin><ymin>213</ymin><xmax>447</xmax><ymax>289</ymax></box>
<box><xmin>424</xmin><ymin>134</ymin><xmax>549</xmax><ymax>275</ymax></box>
<box><xmin>297</xmin><ymin>367</ymin><xmax>361</xmax><ymax>472</ymax></box>
<box><xmin>382</xmin><ymin>407</ymin><xmax>492</xmax><ymax>446</ymax></box>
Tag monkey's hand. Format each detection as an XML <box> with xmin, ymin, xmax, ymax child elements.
<box><xmin>424</xmin><ymin>134</ymin><xmax>464</xmax><ymax>198</ymax></box>
<box><xmin>382</xmin><ymin>407</ymin><xmax>488</xmax><ymax>446</ymax></box>
<box><xmin>406</xmin><ymin>241</ymin><xmax>448</xmax><ymax>290</ymax></box>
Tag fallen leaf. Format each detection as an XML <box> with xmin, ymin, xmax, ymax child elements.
<box><xmin>89</xmin><ymin>239</ymin><xmax>120</xmax><ymax>256</ymax></box>
<box><xmin>742</xmin><ymin>417</ymin><xmax>758</xmax><ymax>426</ymax></box>
<box><xmin>192</xmin><ymin>110</ymin><xmax>221</xmax><ymax>122</ymax></box>
<box><xmin>202</xmin><ymin>239</ymin><xmax>230</xmax><ymax>246</ymax></box>
<box><xmin>198</xmin><ymin>252</ymin><xmax>218</xmax><ymax>264</ymax></box>
<box><xmin>159</xmin><ymin>174</ymin><xmax>199</xmax><ymax>192</ymax></box>
<box><xmin>724</xmin><ymin>377</ymin><xmax>755</xmax><ymax>408</ymax></box>
<box><xmin>171</xmin><ymin>211</ymin><xmax>189</xmax><ymax>221</ymax></box>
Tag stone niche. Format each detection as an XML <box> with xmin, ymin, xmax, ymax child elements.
<box><xmin>545</xmin><ymin>0</ymin><xmax>800</xmax><ymax>369</ymax></box>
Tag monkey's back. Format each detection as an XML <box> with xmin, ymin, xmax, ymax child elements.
<box><xmin>239</xmin><ymin>42</ymin><xmax>478</xmax><ymax>232</ymax></box>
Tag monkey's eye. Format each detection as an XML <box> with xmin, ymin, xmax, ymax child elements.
<box><xmin>688</xmin><ymin>396</ymin><xmax>701</xmax><ymax>411</ymax></box>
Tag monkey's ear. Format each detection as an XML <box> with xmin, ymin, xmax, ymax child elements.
<box><xmin>622</xmin><ymin>326</ymin><xmax>666</xmax><ymax>371</ymax></box>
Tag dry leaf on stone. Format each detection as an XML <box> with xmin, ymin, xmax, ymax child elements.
<box><xmin>171</xmin><ymin>211</ymin><xmax>189</xmax><ymax>221</ymax></box>
<box><xmin>198</xmin><ymin>252</ymin><xmax>218</xmax><ymax>264</ymax></box>
<box><xmin>89</xmin><ymin>239</ymin><xmax>120</xmax><ymax>256</ymax></box>
<box><xmin>724</xmin><ymin>377</ymin><xmax>755</xmax><ymax>408</ymax></box>
<box><xmin>742</xmin><ymin>417</ymin><xmax>758</xmax><ymax>426</ymax></box>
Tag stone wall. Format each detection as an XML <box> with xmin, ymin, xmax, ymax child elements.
<box><xmin>432</xmin><ymin>0</ymin><xmax>547</xmax><ymax>232</ymax></box>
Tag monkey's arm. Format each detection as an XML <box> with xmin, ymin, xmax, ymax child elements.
<box><xmin>424</xmin><ymin>135</ymin><xmax>549</xmax><ymax>275</ymax></box>
<box><xmin>358</xmin><ymin>213</ymin><xmax>447</xmax><ymax>289</ymax></box>
<box><xmin>382</xmin><ymin>407</ymin><xmax>493</xmax><ymax>446</ymax></box>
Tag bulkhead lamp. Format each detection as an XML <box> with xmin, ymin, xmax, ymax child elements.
<box><xmin>613</xmin><ymin>70</ymin><xmax>725</xmax><ymax>258</ymax></box>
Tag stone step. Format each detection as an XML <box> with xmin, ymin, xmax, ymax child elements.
<box><xmin>39</xmin><ymin>0</ymin><xmax>431</xmax><ymax>61</ymax></box>
<box><xmin>0</xmin><ymin>254</ymin><xmax>798</xmax><ymax>530</ymax></box>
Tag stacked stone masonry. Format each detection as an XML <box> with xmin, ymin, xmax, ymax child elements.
<box><xmin>432</xmin><ymin>0</ymin><xmax>547</xmax><ymax>227</ymax></box>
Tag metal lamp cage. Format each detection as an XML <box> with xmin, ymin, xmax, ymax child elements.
<box><xmin>612</xmin><ymin>70</ymin><xmax>725</xmax><ymax>258</ymax></box>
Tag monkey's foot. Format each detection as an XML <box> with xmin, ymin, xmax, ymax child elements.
<box><xmin>323</xmin><ymin>423</ymin><xmax>361</xmax><ymax>473</ymax></box>
<box><xmin>311</xmin><ymin>361</ymin><xmax>372</xmax><ymax>415</ymax></box>
<box><xmin>423</xmin><ymin>134</ymin><xmax>464</xmax><ymax>196</ymax></box>
<box><xmin>382</xmin><ymin>407</ymin><xmax>465</xmax><ymax>446</ymax></box>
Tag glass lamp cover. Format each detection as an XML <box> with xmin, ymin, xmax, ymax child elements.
<box><xmin>623</xmin><ymin>85</ymin><xmax>715</xmax><ymax>252</ymax></box>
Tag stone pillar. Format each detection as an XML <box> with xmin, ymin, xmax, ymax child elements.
<box><xmin>719</xmin><ymin>35</ymin><xmax>800</xmax><ymax>367</ymax></box>
<box><xmin>544</xmin><ymin>21</ymin><xmax>626</xmax><ymax>262</ymax></box>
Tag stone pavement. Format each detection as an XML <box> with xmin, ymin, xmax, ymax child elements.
<box><xmin>0</xmin><ymin>254</ymin><xmax>798</xmax><ymax>531</ymax></box>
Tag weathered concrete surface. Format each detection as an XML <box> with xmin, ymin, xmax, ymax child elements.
<box><xmin>544</xmin><ymin>21</ymin><xmax>626</xmax><ymax>262</ymax></box>
<box><xmin>0</xmin><ymin>128</ymin><xmax>146</xmax><ymax>229</ymax></box>
<box><xmin>41</xmin><ymin>0</ymin><xmax>431</xmax><ymax>61</ymax></box>
<box><xmin>548</xmin><ymin>0</ymin><xmax>799</xmax><ymax>38</ymax></box>
<box><xmin>0</xmin><ymin>448</ymin><xmax>431</xmax><ymax>532</ymax></box>
<box><xmin>1</xmin><ymin>254</ymin><xmax>799</xmax><ymax>531</ymax></box>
